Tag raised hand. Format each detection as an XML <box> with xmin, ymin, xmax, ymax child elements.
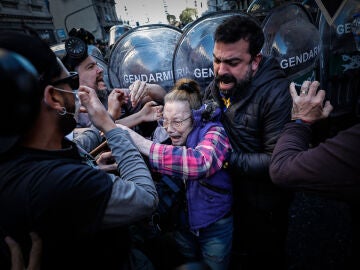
<box><xmin>129</xmin><ymin>80</ymin><xmax>148</xmax><ymax>107</ymax></box>
<box><xmin>96</xmin><ymin>151</ymin><xmax>118</xmax><ymax>173</ymax></box>
<box><xmin>78</xmin><ymin>85</ymin><xmax>116</xmax><ymax>133</ymax></box>
<box><xmin>290</xmin><ymin>81</ymin><xmax>333</xmax><ymax>124</ymax></box>
<box><xmin>138</xmin><ymin>101</ymin><xmax>163</xmax><ymax>123</ymax></box>
<box><xmin>107</xmin><ymin>88</ymin><xmax>130</xmax><ymax>120</ymax></box>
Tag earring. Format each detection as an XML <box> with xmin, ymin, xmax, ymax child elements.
<box><xmin>58</xmin><ymin>107</ymin><xmax>67</xmax><ymax>116</ymax></box>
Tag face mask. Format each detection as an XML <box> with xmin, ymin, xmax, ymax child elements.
<box><xmin>53</xmin><ymin>87</ymin><xmax>81</xmax><ymax>122</ymax></box>
<box><xmin>52</xmin><ymin>87</ymin><xmax>81</xmax><ymax>136</ymax></box>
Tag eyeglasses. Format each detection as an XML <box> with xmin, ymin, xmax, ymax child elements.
<box><xmin>158</xmin><ymin>115</ymin><xmax>192</xmax><ymax>129</ymax></box>
<box><xmin>51</xmin><ymin>72</ymin><xmax>79</xmax><ymax>90</ymax></box>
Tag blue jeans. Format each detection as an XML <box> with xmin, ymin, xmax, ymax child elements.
<box><xmin>174</xmin><ymin>215</ymin><xmax>233</xmax><ymax>270</ymax></box>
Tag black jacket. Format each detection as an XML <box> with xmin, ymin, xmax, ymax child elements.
<box><xmin>203</xmin><ymin>56</ymin><xmax>292</xmax><ymax>219</ymax></box>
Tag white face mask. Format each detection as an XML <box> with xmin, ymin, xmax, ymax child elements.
<box><xmin>53</xmin><ymin>87</ymin><xmax>81</xmax><ymax>122</ymax></box>
<box><xmin>73</xmin><ymin>94</ymin><xmax>81</xmax><ymax>122</ymax></box>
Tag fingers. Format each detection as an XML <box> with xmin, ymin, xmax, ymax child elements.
<box><xmin>129</xmin><ymin>80</ymin><xmax>140</xmax><ymax>105</ymax></box>
<box><xmin>5</xmin><ymin>236</ymin><xmax>24</xmax><ymax>270</ymax></box>
<box><xmin>96</xmin><ymin>151</ymin><xmax>115</xmax><ymax>166</ymax></box>
<box><xmin>314</xmin><ymin>89</ymin><xmax>326</xmax><ymax>105</ymax></box>
<box><xmin>289</xmin><ymin>82</ymin><xmax>298</xmax><ymax>100</ymax></box>
<box><xmin>322</xmin><ymin>100</ymin><xmax>334</xmax><ymax>117</ymax></box>
<box><xmin>307</xmin><ymin>81</ymin><xmax>320</xmax><ymax>96</ymax></box>
<box><xmin>78</xmin><ymin>85</ymin><xmax>93</xmax><ymax>94</ymax></box>
<box><xmin>28</xmin><ymin>232</ymin><xmax>42</xmax><ymax>270</ymax></box>
<box><xmin>98</xmin><ymin>151</ymin><xmax>113</xmax><ymax>161</ymax></box>
<box><xmin>152</xmin><ymin>105</ymin><xmax>163</xmax><ymax>121</ymax></box>
<box><xmin>145</xmin><ymin>101</ymin><xmax>158</xmax><ymax>107</ymax></box>
<box><xmin>135</xmin><ymin>81</ymin><xmax>147</xmax><ymax>102</ymax></box>
<box><xmin>109</xmin><ymin>89</ymin><xmax>125</xmax><ymax>101</ymax></box>
<box><xmin>290</xmin><ymin>80</ymin><xmax>332</xmax><ymax>123</ymax></box>
<box><xmin>79</xmin><ymin>86</ymin><xmax>115</xmax><ymax>131</ymax></box>
<box><xmin>299</xmin><ymin>80</ymin><xmax>311</xmax><ymax>96</ymax></box>
<box><xmin>130</xmin><ymin>80</ymin><xmax>148</xmax><ymax>107</ymax></box>
<box><xmin>77</xmin><ymin>85</ymin><xmax>96</xmax><ymax>106</ymax></box>
<box><xmin>290</xmin><ymin>81</ymin><xmax>323</xmax><ymax>99</ymax></box>
<box><xmin>96</xmin><ymin>151</ymin><xmax>117</xmax><ymax>172</ymax></box>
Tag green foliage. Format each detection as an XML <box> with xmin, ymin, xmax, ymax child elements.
<box><xmin>167</xmin><ymin>14</ymin><xmax>176</xmax><ymax>25</ymax></box>
<box><xmin>179</xmin><ymin>8</ymin><xmax>197</xmax><ymax>25</ymax></box>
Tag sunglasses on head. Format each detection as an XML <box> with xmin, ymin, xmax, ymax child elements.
<box><xmin>51</xmin><ymin>71</ymin><xmax>79</xmax><ymax>90</ymax></box>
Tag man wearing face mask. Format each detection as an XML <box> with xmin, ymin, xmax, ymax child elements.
<box><xmin>202</xmin><ymin>15</ymin><xmax>293</xmax><ymax>269</ymax></box>
<box><xmin>0</xmin><ymin>31</ymin><xmax>157</xmax><ymax>269</ymax></box>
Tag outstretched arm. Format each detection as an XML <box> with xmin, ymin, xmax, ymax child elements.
<box><xmin>268</xmin><ymin>81</ymin><xmax>360</xmax><ymax>197</ymax></box>
<box><xmin>115</xmin><ymin>101</ymin><xmax>163</xmax><ymax>128</ymax></box>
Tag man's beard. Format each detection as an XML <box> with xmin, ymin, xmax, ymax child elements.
<box><xmin>58</xmin><ymin>97</ymin><xmax>77</xmax><ymax>136</ymax></box>
<box><xmin>215</xmin><ymin>64</ymin><xmax>253</xmax><ymax>98</ymax></box>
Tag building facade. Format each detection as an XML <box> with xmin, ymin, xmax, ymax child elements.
<box><xmin>0</xmin><ymin>0</ymin><xmax>57</xmax><ymax>44</ymax></box>
<box><xmin>49</xmin><ymin>0</ymin><xmax>120</xmax><ymax>43</ymax></box>
<box><xmin>207</xmin><ymin>0</ymin><xmax>252</xmax><ymax>12</ymax></box>
<box><xmin>0</xmin><ymin>0</ymin><xmax>120</xmax><ymax>44</ymax></box>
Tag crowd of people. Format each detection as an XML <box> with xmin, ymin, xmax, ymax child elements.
<box><xmin>0</xmin><ymin>13</ymin><xmax>359</xmax><ymax>270</ymax></box>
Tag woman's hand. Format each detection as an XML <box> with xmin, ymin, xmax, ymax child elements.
<box><xmin>138</xmin><ymin>101</ymin><xmax>163</xmax><ymax>123</ymax></box>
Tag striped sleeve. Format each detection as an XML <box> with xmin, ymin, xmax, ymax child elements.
<box><xmin>149</xmin><ymin>126</ymin><xmax>231</xmax><ymax>180</ymax></box>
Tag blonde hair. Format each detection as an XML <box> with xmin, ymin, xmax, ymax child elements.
<box><xmin>164</xmin><ymin>78</ymin><xmax>202</xmax><ymax>110</ymax></box>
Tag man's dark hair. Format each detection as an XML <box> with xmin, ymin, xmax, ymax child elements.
<box><xmin>214</xmin><ymin>15</ymin><xmax>264</xmax><ymax>58</ymax></box>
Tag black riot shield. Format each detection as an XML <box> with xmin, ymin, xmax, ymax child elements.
<box><xmin>318</xmin><ymin>0</ymin><xmax>360</xmax><ymax>123</ymax></box>
<box><xmin>108</xmin><ymin>24</ymin><xmax>182</xmax><ymax>92</ymax></box>
<box><xmin>261</xmin><ymin>3</ymin><xmax>320</xmax><ymax>86</ymax></box>
<box><xmin>172</xmin><ymin>11</ymin><xmax>257</xmax><ymax>94</ymax></box>
<box><xmin>247</xmin><ymin>0</ymin><xmax>315</xmax><ymax>23</ymax></box>
<box><xmin>247</xmin><ymin>0</ymin><xmax>284</xmax><ymax>23</ymax></box>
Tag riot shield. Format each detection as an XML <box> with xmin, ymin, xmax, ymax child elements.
<box><xmin>247</xmin><ymin>0</ymin><xmax>301</xmax><ymax>23</ymax></box>
<box><xmin>318</xmin><ymin>0</ymin><xmax>360</xmax><ymax>121</ymax></box>
<box><xmin>108</xmin><ymin>24</ymin><xmax>182</xmax><ymax>92</ymax></box>
<box><xmin>172</xmin><ymin>11</ymin><xmax>256</xmax><ymax>94</ymax></box>
<box><xmin>247</xmin><ymin>0</ymin><xmax>282</xmax><ymax>23</ymax></box>
<box><xmin>261</xmin><ymin>3</ymin><xmax>320</xmax><ymax>85</ymax></box>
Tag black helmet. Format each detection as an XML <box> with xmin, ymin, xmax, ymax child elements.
<box><xmin>61</xmin><ymin>36</ymin><xmax>88</xmax><ymax>71</ymax></box>
<box><xmin>0</xmin><ymin>49</ymin><xmax>40</xmax><ymax>153</ymax></box>
<box><xmin>61</xmin><ymin>28</ymin><xmax>98</xmax><ymax>71</ymax></box>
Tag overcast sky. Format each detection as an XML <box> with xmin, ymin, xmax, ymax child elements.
<box><xmin>115</xmin><ymin>0</ymin><xmax>207</xmax><ymax>26</ymax></box>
